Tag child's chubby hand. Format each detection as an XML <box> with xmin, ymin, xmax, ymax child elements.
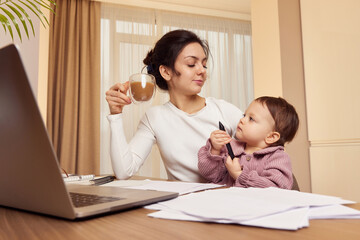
<box><xmin>209</xmin><ymin>130</ymin><xmax>232</xmax><ymax>155</ymax></box>
<box><xmin>225</xmin><ymin>156</ymin><xmax>243</xmax><ymax>180</ymax></box>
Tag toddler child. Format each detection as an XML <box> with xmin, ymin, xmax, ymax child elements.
<box><xmin>198</xmin><ymin>96</ymin><xmax>299</xmax><ymax>189</ymax></box>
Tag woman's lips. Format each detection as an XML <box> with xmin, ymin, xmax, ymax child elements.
<box><xmin>193</xmin><ymin>80</ymin><xmax>204</xmax><ymax>86</ymax></box>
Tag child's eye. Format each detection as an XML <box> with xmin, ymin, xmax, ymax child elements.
<box><xmin>249</xmin><ymin>117</ymin><xmax>254</xmax><ymax>121</ymax></box>
<box><xmin>203</xmin><ymin>65</ymin><xmax>208</xmax><ymax>69</ymax></box>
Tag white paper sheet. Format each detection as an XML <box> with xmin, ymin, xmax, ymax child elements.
<box><xmin>147</xmin><ymin>189</ymin><xmax>295</xmax><ymax>221</ymax></box>
<box><xmin>240</xmin><ymin>207</ymin><xmax>310</xmax><ymax>230</ymax></box>
<box><xmin>103</xmin><ymin>179</ymin><xmax>224</xmax><ymax>195</ymax></box>
<box><xmin>223</xmin><ymin>187</ymin><xmax>355</xmax><ymax>207</ymax></box>
<box><xmin>309</xmin><ymin>204</ymin><xmax>360</xmax><ymax>219</ymax></box>
<box><xmin>102</xmin><ymin>179</ymin><xmax>151</xmax><ymax>188</ymax></box>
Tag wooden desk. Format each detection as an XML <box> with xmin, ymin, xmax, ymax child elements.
<box><xmin>1</xmin><ymin>202</ymin><xmax>360</xmax><ymax>239</ymax></box>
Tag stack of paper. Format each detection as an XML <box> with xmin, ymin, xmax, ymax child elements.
<box><xmin>145</xmin><ymin>187</ymin><xmax>360</xmax><ymax>230</ymax></box>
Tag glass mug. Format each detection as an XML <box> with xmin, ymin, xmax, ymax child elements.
<box><xmin>128</xmin><ymin>73</ymin><xmax>156</xmax><ymax>104</ymax></box>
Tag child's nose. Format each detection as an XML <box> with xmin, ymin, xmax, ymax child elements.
<box><xmin>239</xmin><ymin>117</ymin><xmax>245</xmax><ymax>124</ymax></box>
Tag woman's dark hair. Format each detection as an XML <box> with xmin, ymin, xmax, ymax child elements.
<box><xmin>255</xmin><ymin>96</ymin><xmax>299</xmax><ymax>147</ymax></box>
<box><xmin>143</xmin><ymin>29</ymin><xmax>210</xmax><ymax>90</ymax></box>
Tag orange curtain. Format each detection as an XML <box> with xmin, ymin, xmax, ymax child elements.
<box><xmin>47</xmin><ymin>0</ymin><xmax>100</xmax><ymax>175</ymax></box>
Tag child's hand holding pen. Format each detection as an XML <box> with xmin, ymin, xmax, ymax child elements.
<box><xmin>225</xmin><ymin>156</ymin><xmax>243</xmax><ymax>180</ymax></box>
<box><xmin>209</xmin><ymin>130</ymin><xmax>232</xmax><ymax>156</ymax></box>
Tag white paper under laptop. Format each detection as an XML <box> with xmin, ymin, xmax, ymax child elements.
<box><xmin>0</xmin><ymin>44</ymin><xmax>178</xmax><ymax>219</ymax></box>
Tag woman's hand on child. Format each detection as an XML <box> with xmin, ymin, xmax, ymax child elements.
<box><xmin>209</xmin><ymin>130</ymin><xmax>232</xmax><ymax>155</ymax></box>
<box><xmin>105</xmin><ymin>81</ymin><xmax>132</xmax><ymax>114</ymax></box>
<box><xmin>225</xmin><ymin>156</ymin><xmax>242</xmax><ymax>180</ymax></box>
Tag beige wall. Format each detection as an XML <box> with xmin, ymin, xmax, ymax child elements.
<box><xmin>279</xmin><ymin>0</ymin><xmax>311</xmax><ymax>194</ymax></box>
<box><xmin>0</xmin><ymin>11</ymin><xmax>40</xmax><ymax>98</ymax></box>
<box><xmin>251</xmin><ymin>0</ymin><xmax>311</xmax><ymax>192</ymax></box>
<box><xmin>251</xmin><ymin>0</ymin><xmax>283</xmax><ymax>97</ymax></box>
<box><xmin>37</xmin><ymin>7</ymin><xmax>50</xmax><ymax>123</ymax></box>
<box><xmin>300</xmin><ymin>0</ymin><xmax>360</xmax><ymax>201</ymax></box>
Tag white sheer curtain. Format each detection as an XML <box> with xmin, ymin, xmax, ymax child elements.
<box><xmin>100</xmin><ymin>4</ymin><xmax>253</xmax><ymax>178</ymax></box>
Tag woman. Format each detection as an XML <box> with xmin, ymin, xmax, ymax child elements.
<box><xmin>105</xmin><ymin>29</ymin><xmax>243</xmax><ymax>182</ymax></box>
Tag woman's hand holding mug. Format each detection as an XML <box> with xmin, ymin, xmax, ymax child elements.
<box><xmin>106</xmin><ymin>73</ymin><xmax>156</xmax><ymax>114</ymax></box>
<box><xmin>105</xmin><ymin>81</ymin><xmax>131</xmax><ymax>114</ymax></box>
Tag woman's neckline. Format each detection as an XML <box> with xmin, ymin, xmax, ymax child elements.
<box><xmin>167</xmin><ymin>97</ymin><xmax>207</xmax><ymax>116</ymax></box>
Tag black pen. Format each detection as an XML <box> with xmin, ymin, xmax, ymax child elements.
<box><xmin>219</xmin><ymin>121</ymin><xmax>235</xmax><ymax>159</ymax></box>
<box><xmin>90</xmin><ymin>176</ymin><xmax>115</xmax><ymax>185</ymax></box>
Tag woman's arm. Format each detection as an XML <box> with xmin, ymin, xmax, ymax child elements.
<box><xmin>108</xmin><ymin>113</ymin><xmax>155</xmax><ymax>179</ymax></box>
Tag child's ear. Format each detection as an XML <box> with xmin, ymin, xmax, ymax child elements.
<box><xmin>265</xmin><ymin>131</ymin><xmax>280</xmax><ymax>145</ymax></box>
<box><xmin>159</xmin><ymin>65</ymin><xmax>172</xmax><ymax>81</ymax></box>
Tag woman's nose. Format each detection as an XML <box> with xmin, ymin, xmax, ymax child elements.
<box><xmin>197</xmin><ymin>64</ymin><xmax>206</xmax><ymax>74</ymax></box>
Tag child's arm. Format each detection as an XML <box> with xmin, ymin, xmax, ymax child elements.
<box><xmin>198</xmin><ymin>139</ymin><xmax>229</xmax><ymax>184</ymax></box>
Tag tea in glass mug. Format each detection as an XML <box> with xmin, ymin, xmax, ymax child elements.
<box><xmin>129</xmin><ymin>73</ymin><xmax>156</xmax><ymax>104</ymax></box>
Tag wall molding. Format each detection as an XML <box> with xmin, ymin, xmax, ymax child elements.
<box><xmin>310</xmin><ymin>139</ymin><xmax>360</xmax><ymax>147</ymax></box>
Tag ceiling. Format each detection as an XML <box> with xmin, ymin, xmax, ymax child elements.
<box><xmin>152</xmin><ymin>0</ymin><xmax>251</xmax><ymax>15</ymax></box>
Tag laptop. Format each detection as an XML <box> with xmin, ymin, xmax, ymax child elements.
<box><xmin>0</xmin><ymin>44</ymin><xmax>178</xmax><ymax>219</ymax></box>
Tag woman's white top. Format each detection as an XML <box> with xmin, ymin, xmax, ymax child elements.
<box><xmin>107</xmin><ymin>97</ymin><xmax>243</xmax><ymax>182</ymax></box>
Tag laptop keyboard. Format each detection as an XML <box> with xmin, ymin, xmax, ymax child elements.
<box><xmin>69</xmin><ymin>192</ymin><xmax>123</xmax><ymax>208</ymax></box>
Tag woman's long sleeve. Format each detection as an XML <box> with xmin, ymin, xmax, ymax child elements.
<box><xmin>107</xmin><ymin>113</ymin><xmax>155</xmax><ymax>179</ymax></box>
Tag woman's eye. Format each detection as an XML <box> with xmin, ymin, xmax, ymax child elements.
<box><xmin>203</xmin><ymin>65</ymin><xmax>208</xmax><ymax>69</ymax></box>
<box><xmin>188</xmin><ymin>64</ymin><xmax>195</xmax><ymax>67</ymax></box>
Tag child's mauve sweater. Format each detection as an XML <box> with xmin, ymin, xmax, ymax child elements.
<box><xmin>198</xmin><ymin>140</ymin><xmax>293</xmax><ymax>189</ymax></box>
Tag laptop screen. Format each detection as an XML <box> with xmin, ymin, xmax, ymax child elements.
<box><xmin>0</xmin><ymin>44</ymin><xmax>76</xmax><ymax>218</ymax></box>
